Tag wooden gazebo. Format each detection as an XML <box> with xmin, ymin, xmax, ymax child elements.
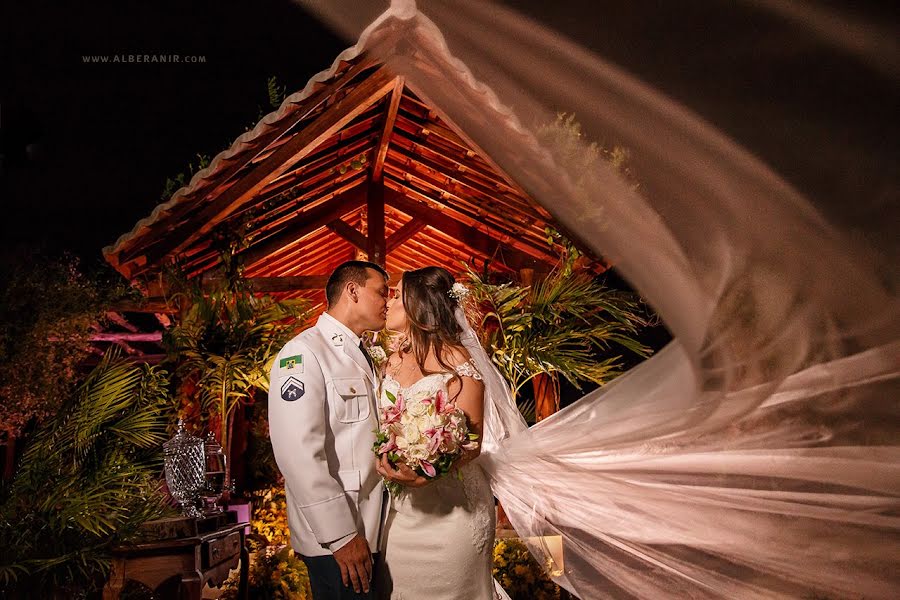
<box><xmin>103</xmin><ymin>55</ymin><xmax>604</xmax><ymax>304</ymax></box>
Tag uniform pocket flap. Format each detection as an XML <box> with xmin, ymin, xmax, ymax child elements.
<box><xmin>338</xmin><ymin>469</ymin><xmax>361</xmax><ymax>491</ymax></box>
<box><xmin>334</xmin><ymin>378</ymin><xmax>366</xmax><ymax>397</ymax></box>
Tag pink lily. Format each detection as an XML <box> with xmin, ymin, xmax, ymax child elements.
<box><xmin>420</xmin><ymin>460</ymin><xmax>437</xmax><ymax>478</ymax></box>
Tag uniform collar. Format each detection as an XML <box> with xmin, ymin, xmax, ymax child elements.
<box><xmin>318</xmin><ymin>312</ymin><xmax>375</xmax><ymax>383</ymax></box>
<box><xmin>319</xmin><ymin>311</ymin><xmax>362</xmax><ymax>347</ymax></box>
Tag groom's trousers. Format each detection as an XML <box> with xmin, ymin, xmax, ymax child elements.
<box><xmin>300</xmin><ymin>553</ymin><xmax>379</xmax><ymax>600</ymax></box>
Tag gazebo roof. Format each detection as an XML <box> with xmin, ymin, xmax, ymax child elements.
<box><xmin>104</xmin><ymin>51</ymin><xmax>604</xmax><ymax>298</ymax></box>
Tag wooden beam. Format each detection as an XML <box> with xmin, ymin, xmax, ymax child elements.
<box><xmin>86</xmin><ymin>332</ymin><xmax>164</xmax><ymax>343</ymax></box>
<box><xmin>143</xmin><ymin>67</ymin><xmax>397</xmax><ymax>267</ymax></box>
<box><xmin>385</xmin><ymin>219</ymin><xmax>427</xmax><ymax>253</ymax></box>
<box><xmin>385</xmin><ymin>191</ymin><xmax>552</xmax><ymax>272</ymax></box>
<box><xmin>202</xmin><ymin>274</ymin><xmax>404</xmax><ymax>293</ymax></box>
<box><xmin>367</xmin><ymin>178</ymin><xmax>386</xmax><ymax>266</ymax></box>
<box><xmin>327</xmin><ymin>219</ymin><xmax>368</xmax><ymax>252</ymax></box>
<box><xmin>239</xmin><ymin>185</ymin><xmax>369</xmax><ymax>269</ymax></box>
<box><xmin>108</xmin><ymin>59</ymin><xmax>378</xmax><ymax>262</ymax></box>
<box><xmin>372</xmin><ymin>77</ymin><xmax>404</xmax><ymax>181</ymax></box>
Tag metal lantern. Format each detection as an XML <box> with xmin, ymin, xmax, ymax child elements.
<box><xmin>201</xmin><ymin>431</ymin><xmax>227</xmax><ymax>515</ymax></box>
<box><xmin>162</xmin><ymin>420</ymin><xmax>205</xmax><ymax>518</ymax></box>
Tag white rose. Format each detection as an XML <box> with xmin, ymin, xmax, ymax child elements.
<box><xmin>407</xmin><ymin>400</ymin><xmax>428</xmax><ymax>417</ymax></box>
<box><xmin>369</xmin><ymin>346</ymin><xmax>387</xmax><ymax>364</ymax></box>
<box><xmin>395</xmin><ymin>435</ymin><xmax>409</xmax><ymax>450</ymax></box>
<box><xmin>414</xmin><ymin>414</ymin><xmax>434</xmax><ymax>433</ymax></box>
<box><xmin>408</xmin><ymin>446</ymin><xmax>429</xmax><ymax>461</ymax></box>
<box><xmin>402</xmin><ymin>421</ymin><xmax>420</xmax><ymax>441</ymax></box>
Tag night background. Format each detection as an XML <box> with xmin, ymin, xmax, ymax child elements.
<box><xmin>4</xmin><ymin>0</ymin><xmax>897</xmax><ymax>268</ymax></box>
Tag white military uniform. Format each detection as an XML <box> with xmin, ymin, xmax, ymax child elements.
<box><xmin>268</xmin><ymin>312</ymin><xmax>384</xmax><ymax>557</ymax></box>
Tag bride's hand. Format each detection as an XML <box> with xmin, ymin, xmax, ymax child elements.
<box><xmin>376</xmin><ymin>454</ymin><xmax>430</xmax><ymax>488</ymax></box>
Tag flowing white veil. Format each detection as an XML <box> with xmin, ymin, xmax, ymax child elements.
<box><xmin>298</xmin><ymin>1</ymin><xmax>900</xmax><ymax>598</ymax></box>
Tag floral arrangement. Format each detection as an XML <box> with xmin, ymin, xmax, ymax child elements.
<box><xmin>373</xmin><ymin>387</ymin><xmax>479</xmax><ymax>495</ymax></box>
<box><xmin>248</xmin><ymin>486</ymin><xmax>291</xmax><ymax>549</ymax></box>
<box><xmin>493</xmin><ymin>538</ymin><xmax>561</xmax><ymax>600</ymax></box>
<box><xmin>221</xmin><ymin>546</ymin><xmax>311</xmax><ymax>600</ymax></box>
<box><xmin>362</xmin><ymin>329</ymin><xmax>392</xmax><ymax>369</ymax></box>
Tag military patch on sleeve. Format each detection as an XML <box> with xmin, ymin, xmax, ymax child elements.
<box><xmin>280</xmin><ymin>376</ymin><xmax>305</xmax><ymax>402</ymax></box>
<box><xmin>279</xmin><ymin>354</ymin><xmax>304</xmax><ymax>372</ymax></box>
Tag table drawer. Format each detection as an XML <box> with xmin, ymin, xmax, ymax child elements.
<box><xmin>203</xmin><ymin>531</ymin><xmax>241</xmax><ymax>569</ymax></box>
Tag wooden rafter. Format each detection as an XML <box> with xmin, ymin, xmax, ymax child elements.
<box><xmin>385</xmin><ymin>219</ymin><xmax>427</xmax><ymax>253</ymax></box>
<box><xmin>385</xmin><ymin>191</ymin><xmax>553</xmax><ymax>272</ymax></box>
<box><xmin>108</xmin><ymin>59</ymin><xmax>377</xmax><ymax>262</ymax></box>
<box><xmin>239</xmin><ymin>185</ymin><xmax>369</xmax><ymax>269</ymax></box>
<box><xmin>141</xmin><ymin>67</ymin><xmax>397</xmax><ymax>268</ymax></box>
<box><xmin>327</xmin><ymin>219</ymin><xmax>368</xmax><ymax>251</ymax></box>
<box><xmin>372</xmin><ymin>77</ymin><xmax>404</xmax><ymax>181</ymax></box>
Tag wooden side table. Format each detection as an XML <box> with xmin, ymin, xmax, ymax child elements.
<box><xmin>104</xmin><ymin>515</ymin><xmax>249</xmax><ymax>600</ymax></box>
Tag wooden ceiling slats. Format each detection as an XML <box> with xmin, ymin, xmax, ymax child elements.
<box><xmin>246</xmin><ymin>173</ymin><xmax>368</xmax><ymax>240</ymax></box>
<box><xmin>388</xmin><ymin>170</ymin><xmax>552</xmax><ymax>255</ymax></box>
<box><xmin>143</xmin><ymin>67</ymin><xmax>397</xmax><ymax>268</ymax></box>
<box><xmin>385</xmin><ymin>143</ymin><xmax>540</xmax><ymax>223</ymax></box>
<box><xmin>388</xmin><ymin>130</ymin><xmax>517</xmax><ymax>195</ymax></box>
<box><xmin>382</xmin><ymin>167</ymin><xmax>548</xmax><ymax>258</ymax></box>
<box><xmin>108</xmin><ymin>56</ymin><xmax>606</xmax><ymax>285</ymax></box>
<box><xmin>240</xmin><ymin>185</ymin><xmax>369</xmax><ymax>271</ymax></box>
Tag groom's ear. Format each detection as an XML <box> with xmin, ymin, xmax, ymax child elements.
<box><xmin>345</xmin><ymin>280</ymin><xmax>360</xmax><ymax>303</ymax></box>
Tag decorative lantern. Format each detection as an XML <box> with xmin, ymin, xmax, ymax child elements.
<box><xmin>163</xmin><ymin>420</ymin><xmax>205</xmax><ymax>518</ymax></box>
<box><xmin>201</xmin><ymin>431</ymin><xmax>227</xmax><ymax>515</ymax></box>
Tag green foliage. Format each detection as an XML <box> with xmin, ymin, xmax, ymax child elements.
<box><xmin>0</xmin><ymin>351</ymin><xmax>174</xmax><ymax>596</ymax></box>
<box><xmin>162</xmin><ymin>272</ymin><xmax>313</xmax><ymax>479</ymax></box>
<box><xmin>467</xmin><ymin>262</ymin><xmax>651</xmax><ymax>404</ymax></box>
<box><xmin>535</xmin><ymin>112</ymin><xmax>638</xmax><ymax>192</ymax></box>
<box><xmin>0</xmin><ymin>250</ymin><xmax>138</xmax><ymax>441</ymax></box>
<box><xmin>267</xmin><ymin>76</ymin><xmax>287</xmax><ymax>110</ymax></box>
<box><xmin>221</xmin><ymin>546</ymin><xmax>311</xmax><ymax>600</ymax></box>
<box><xmin>160</xmin><ymin>153</ymin><xmax>211</xmax><ymax>201</ymax></box>
<box><xmin>493</xmin><ymin>538</ymin><xmax>561</xmax><ymax>600</ymax></box>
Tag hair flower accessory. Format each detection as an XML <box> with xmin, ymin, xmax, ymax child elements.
<box><xmin>448</xmin><ymin>282</ymin><xmax>469</xmax><ymax>301</ymax></box>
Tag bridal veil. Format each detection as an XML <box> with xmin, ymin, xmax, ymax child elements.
<box><xmin>298</xmin><ymin>1</ymin><xmax>899</xmax><ymax>598</ymax></box>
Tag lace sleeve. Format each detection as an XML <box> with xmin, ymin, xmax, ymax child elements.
<box><xmin>455</xmin><ymin>360</ymin><xmax>483</xmax><ymax>381</ymax></box>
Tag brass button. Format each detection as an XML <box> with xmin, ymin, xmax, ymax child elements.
<box><xmin>350</xmin><ymin>387</ymin><xmax>357</xmax><ymax>394</ymax></box>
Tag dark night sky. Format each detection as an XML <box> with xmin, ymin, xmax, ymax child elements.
<box><xmin>3</xmin><ymin>1</ymin><xmax>898</xmax><ymax>268</ymax></box>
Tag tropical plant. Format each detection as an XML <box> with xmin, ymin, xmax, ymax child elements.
<box><xmin>466</xmin><ymin>247</ymin><xmax>652</xmax><ymax>420</ymax></box>
<box><xmin>162</xmin><ymin>274</ymin><xmax>313</xmax><ymax>488</ymax></box>
<box><xmin>0</xmin><ymin>350</ymin><xmax>173</xmax><ymax>597</ymax></box>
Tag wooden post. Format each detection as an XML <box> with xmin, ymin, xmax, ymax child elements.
<box><xmin>367</xmin><ymin>177</ymin><xmax>386</xmax><ymax>267</ymax></box>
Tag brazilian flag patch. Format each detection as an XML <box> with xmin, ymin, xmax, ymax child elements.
<box><xmin>280</xmin><ymin>354</ymin><xmax>304</xmax><ymax>372</ymax></box>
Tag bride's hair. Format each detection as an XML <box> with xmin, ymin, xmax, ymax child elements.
<box><xmin>401</xmin><ymin>266</ymin><xmax>465</xmax><ymax>395</ymax></box>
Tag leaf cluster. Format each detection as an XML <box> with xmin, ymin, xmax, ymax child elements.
<box><xmin>0</xmin><ymin>351</ymin><xmax>174</xmax><ymax>596</ymax></box>
<box><xmin>466</xmin><ymin>263</ymin><xmax>652</xmax><ymax>403</ymax></box>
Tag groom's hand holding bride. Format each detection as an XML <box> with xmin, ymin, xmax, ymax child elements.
<box><xmin>376</xmin><ymin>454</ymin><xmax>430</xmax><ymax>488</ymax></box>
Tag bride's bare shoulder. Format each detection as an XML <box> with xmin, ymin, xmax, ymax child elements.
<box><xmin>440</xmin><ymin>344</ymin><xmax>472</xmax><ymax>367</ymax></box>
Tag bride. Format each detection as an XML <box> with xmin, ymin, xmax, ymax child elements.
<box><xmin>374</xmin><ymin>266</ymin><xmax>496</xmax><ymax>600</ymax></box>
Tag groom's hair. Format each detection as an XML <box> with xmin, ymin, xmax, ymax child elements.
<box><xmin>326</xmin><ymin>260</ymin><xmax>389</xmax><ymax>307</ymax></box>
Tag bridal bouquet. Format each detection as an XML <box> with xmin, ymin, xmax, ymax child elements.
<box><xmin>373</xmin><ymin>388</ymin><xmax>479</xmax><ymax>495</ymax></box>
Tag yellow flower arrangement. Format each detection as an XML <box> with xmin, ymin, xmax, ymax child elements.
<box><xmin>493</xmin><ymin>537</ymin><xmax>561</xmax><ymax>600</ymax></box>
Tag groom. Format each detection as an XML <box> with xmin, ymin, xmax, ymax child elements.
<box><xmin>268</xmin><ymin>260</ymin><xmax>390</xmax><ymax>599</ymax></box>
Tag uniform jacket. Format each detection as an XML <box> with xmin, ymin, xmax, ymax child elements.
<box><xmin>268</xmin><ymin>313</ymin><xmax>383</xmax><ymax>557</ymax></box>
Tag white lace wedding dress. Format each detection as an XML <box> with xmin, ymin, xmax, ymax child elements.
<box><xmin>376</xmin><ymin>361</ymin><xmax>496</xmax><ymax>600</ymax></box>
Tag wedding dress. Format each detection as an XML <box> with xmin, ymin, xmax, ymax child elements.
<box><xmin>376</xmin><ymin>362</ymin><xmax>496</xmax><ymax>600</ymax></box>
